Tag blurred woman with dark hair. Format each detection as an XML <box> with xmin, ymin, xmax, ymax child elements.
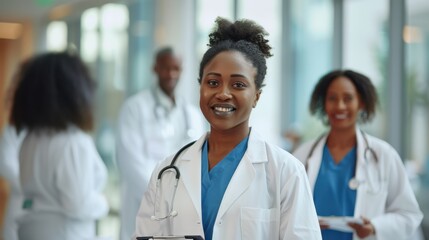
<box><xmin>293</xmin><ymin>69</ymin><xmax>422</xmax><ymax>240</ymax></box>
<box><xmin>11</xmin><ymin>52</ymin><xmax>109</xmax><ymax>240</ymax></box>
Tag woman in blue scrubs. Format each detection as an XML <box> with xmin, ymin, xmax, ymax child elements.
<box><xmin>133</xmin><ymin>17</ymin><xmax>322</xmax><ymax>240</ymax></box>
<box><xmin>293</xmin><ymin>70</ymin><xmax>423</xmax><ymax>240</ymax></box>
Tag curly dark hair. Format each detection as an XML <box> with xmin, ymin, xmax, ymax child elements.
<box><xmin>198</xmin><ymin>17</ymin><xmax>273</xmax><ymax>89</ymax></box>
<box><xmin>11</xmin><ymin>52</ymin><xmax>96</xmax><ymax>132</ymax></box>
<box><xmin>309</xmin><ymin>69</ymin><xmax>378</xmax><ymax>124</ymax></box>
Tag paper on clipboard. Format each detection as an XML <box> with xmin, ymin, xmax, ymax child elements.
<box><xmin>318</xmin><ymin>216</ymin><xmax>364</xmax><ymax>232</ymax></box>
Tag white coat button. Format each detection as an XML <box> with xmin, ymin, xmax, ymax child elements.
<box><xmin>197</xmin><ymin>221</ymin><xmax>201</xmax><ymax>224</ymax></box>
<box><xmin>218</xmin><ymin>221</ymin><xmax>222</xmax><ymax>225</ymax></box>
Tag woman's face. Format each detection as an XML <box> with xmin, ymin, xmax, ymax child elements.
<box><xmin>324</xmin><ymin>76</ymin><xmax>363</xmax><ymax>131</ymax></box>
<box><xmin>200</xmin><ymin>51</ymin><xmax>260</xmax><ymax>132</ymax></box>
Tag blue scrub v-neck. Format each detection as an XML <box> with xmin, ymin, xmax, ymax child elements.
<box><xmin>314</xmin><ymin>144</ymin><xmax>357</xmax><ymax>240</ymax></box>
<box><xmin>201</xmin><ymin>136</ymin><xmax>249</xmax><ymax>240</ymax></box>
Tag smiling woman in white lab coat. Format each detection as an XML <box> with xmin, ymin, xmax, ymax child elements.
<box><xmin>133</xmin><ymin>17</ymin><xmax>322</xmax><ymax>240</ymax></box>
<box><xmin>10</xmin><ymin>52</ymin><xmax>109</xmax><ymax>240</ymax></box>
<box><xmin>293</xmin><ymin>70</ymin><xmax>423</xmax><ymax>240</ymax></box>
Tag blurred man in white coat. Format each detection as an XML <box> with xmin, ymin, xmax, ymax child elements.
<box><xmin>116</xmin><ymin>46</ymin><xmax>205</xmax><ymax>240</ymax></box>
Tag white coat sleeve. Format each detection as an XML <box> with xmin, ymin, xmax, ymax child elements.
<box><xmin>280</xmin><ymin>158</ymin><xmax>322</xmax><ymax>240</ymax></box>
<box><xmin>55</xmin><ymin>134</ymin><xmax>109</xmax><ymax>220</ymax></box>
<box><xmin>0</xmin><ymin>126</ymin><xmax>23</xmax><ymax>187</ymax></box>
<box><xmin>370</xmin><ymin>145</ymin><xmax>423</xmax><ymax>239</ymax></box>
<box><xmin>116</xmin><ymin>100</ymin><xmax>155</xmax><ymax>199</ymax></box>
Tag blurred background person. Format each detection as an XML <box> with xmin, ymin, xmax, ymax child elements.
<box><xmin>0</xmin><ymin>176</ymin><xmax>8</xmax><ymax>239</ymax></box>
<box><xmin>0</xmin><ymin>68</ymin><xmax>26</xmax><ymax>240</ymax></box>
<box><xmin>0</xmin><ymin>68</ymin><xmax>9</xmax><ymax>239</ymax></box>
<box><xmin>0</xmin><ymin>125</ymin><xmax>25</xmax><ymax>240</ymax></box>
<box><xmin>11</xmin><ymin>51</ymin><xmax>109</xmax><ymax>240</ymax></box>
<box><xmin>293</xmin><ymin>70</ymin><xmax>423</xmax><ymax>240</ymax></box>
<box><xmin>115</xmin><ymin>46</ymin><xmax>205</xmax><ymax>240</ymax></box>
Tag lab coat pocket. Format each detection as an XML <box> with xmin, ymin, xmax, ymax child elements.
<box><xmin>240</xmin><ymin>207</ymin><xmax>279</xmax><ymax>239</ymax></box>
<box><xmin>359</xmin><ymin>189</ymin><xmax>388</xmax><ymax>217</ymax></box>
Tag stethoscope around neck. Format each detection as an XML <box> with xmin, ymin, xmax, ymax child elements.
<box><xmin>305</xmin><ymin>130</ymin><xmax>381</xmax><ymax>192</ymax></box>
<box><xmin>152</xmin><ymin>89</ymin><xmax>196</xmax><ymax>139</ymax></box>
<box><xmin>151</xmin><ymin>140</ymin><xmax>196</xmax><ymax>221</ymax></box>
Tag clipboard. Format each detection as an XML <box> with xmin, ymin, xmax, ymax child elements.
<box><xmin>136</xmin><ymin>235</ymin><xmax>204</xmax><ymax>240</ymax></box>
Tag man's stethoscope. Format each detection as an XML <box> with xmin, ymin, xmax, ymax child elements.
<box><xmin>151</xmin><ymin>140</ymin><xmax>196</xmax><ymax>221</ymax></box>
<box><xmin>152</xmin><ymin>89</ymin><xmax>197</xmax><ymax>140</ymax></box>
<box><xmin>306</xmin><ymin>130</ymin><xmax>382</xmax><ymax>192</ymax></box>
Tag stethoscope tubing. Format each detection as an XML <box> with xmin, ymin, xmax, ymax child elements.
<box><xmin>156</xmin><ymin>140</ymin><xmax>196</xmax><ymax>180</ymax></box>
<box><xmin>305</xmin><ymin>130</ymin><xmax>380</xmax><ymax>191</ymax></box>
<box><xmin>152</xmin><ymin>140</ymin><xmax>196</xmax><ymax>221</ymax></box>
<box><xmin>151</xmin><ymin>89</ymin><xmax>192</xmax><ymax>137</ymax></box>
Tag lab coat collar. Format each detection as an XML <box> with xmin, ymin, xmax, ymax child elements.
<box><xmin>355</xmin><ymin>127</ymin><xmax>368</xmax><ymax>179</ymax></box>
<box><xmin>354</xmin><ymin>127</ymin><xmax>372</xmax><ymax>217</ymax></box>
<box><xmin>245</xmin><ymin>130</ymin><xmax>269</xmax><ymax>164</ymax></box>
<box><xmin>306</xmin><ymin>126</ymin><xmax>367</xmax><ymax>190</ymax></box>
<box><xmin>178</xmin><ymin>130</ymin><xmax>268</xmax><ymax>221</ymax></box>
<box><xmin>306</xmin><ymin>134</ymin><xmax>327</xmax><ymax>189</ymax></box>
<box><xmin>154</xmin><ymin>84</ymin><xmax>178</xmax><ymax>111</ymax></box>
<box><xmin>217</xmin><ymin>130</ymin><xmax>268</xmax><ymax>219</ymax></box>
<box><xmin>179</xmin><ymin>129</ymin><xmax>268</xmax><ymax>163</ymax></box>
<box><xmin>178</xmin><ymin>133</ymin><xmax>206</xmax><ymax>220</ymax></box>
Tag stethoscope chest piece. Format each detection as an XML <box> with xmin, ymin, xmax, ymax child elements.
<box><xmin>307</xmin><ymin>130</ymin><xmax>381</xmax><ymax>192</ymax></box>
<box><xmin>348</xmin><ymin>178</ymin><xmax>359</xmax><ymax>190</ymax></box>
<box><xmin>151</xmin><ymin>140</ymin><xmax>196</xmax><ymax>221</ymax></box>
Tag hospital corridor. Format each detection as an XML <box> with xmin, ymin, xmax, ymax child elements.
<box><xmin>0</xmin><ymin>0</ymin><xmax>428</xmax><ymax>239</ymax></box>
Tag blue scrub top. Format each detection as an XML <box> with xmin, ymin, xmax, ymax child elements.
<box><xmin>314</xmin><ymin>145</ymin><xmax>357</xmax><ymax>240</ymax></box>
<box><xmin>201</xmin><ymin>136</ymin><xmax>249</xmax><ymax>240</ymax></box>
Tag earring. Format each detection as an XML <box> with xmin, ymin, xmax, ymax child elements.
<box><xmin>359</xmin><ymin>110</ymin><xmax>368</xmax><ymax>122</ymax></box>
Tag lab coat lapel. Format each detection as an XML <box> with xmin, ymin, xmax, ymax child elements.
<box><xmin>306</xmin><ymin>135</ymin><xmax>327</xmax><ymax>191</ymax></box>
<box><xmin>354</xmin><ymin>128</ymin><xmax>367</xmax><ymax>217</ymax></box>
<box><xmin>179</xmin><ymin>134</ymin><xmax>207</xmax><ymax>220</ymax></box>
<box><xmin>216</xmin><ymin>131</ymin><xmax>264</xmax><ymax>220</ymax></box>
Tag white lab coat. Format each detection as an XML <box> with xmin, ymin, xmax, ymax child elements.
<box><xmin>293</xmin><ymin>128</ymin><xmax>423</xmax><ymax>240</ymax></box>
<box><xmin>17</xmin><ymin>126</ymin><xmax>109</xmax><ymax>240</ymax></box>
<box><xmin>133</xmin><ymin>130</ymin><xmax>322</xmax><ymax>240</ymax></box>
<box><xmin>0</xmin><ymin>125</ymin><xmax>25</xmax><ymax>240</ymax></box>
<box><xmin>116</xmin><ymin>86</ymin><xmax>206</xmax><ymax>240</ymax></box>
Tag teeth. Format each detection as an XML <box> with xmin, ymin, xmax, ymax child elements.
<box><xmin>214</xmin><ymin>107</ymin><xmax>233</xmax><ymax>112</ymax></box>
<box><xmin>335</xmin><ymin>114</ymin><xmax>347</xmax><ymax>119</ymax></box>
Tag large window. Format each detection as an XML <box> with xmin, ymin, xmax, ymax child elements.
<box><xmin>288</xmin><ymin>0</ymin><xmax>334</xmax><ymax>141</ymax></box>
<box><xmin>237</xmin><ymin>0</ymin><xmax>283</xmax><ymax>144</ymax></box>
<box><xmin>196</xmin><ymin>0</ymin><xmax>234</xmax><ymax>63</ymax></box>
<box><xmin>81</xmin><ymin>4</ymin><xmax>129</xmax><ymax>238</ymax></box>
<box><xmin>46</xmin><ymin>21</ymin><xmax>67</xmax><ymax>51</ymax></box>
<box><xmin>405</xmin><ymin>1</ymin><xmax>429</xmax><ymax>172</ymax></box>
<box><xmin>343</xmin><ymin>0</ymin><xmax>389</xmax><ymax>138</ymax></box>
<box><xmin>406</xmin><ymin>0</ymin><xmax>429</xmax><ymax>238</ymax></box>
